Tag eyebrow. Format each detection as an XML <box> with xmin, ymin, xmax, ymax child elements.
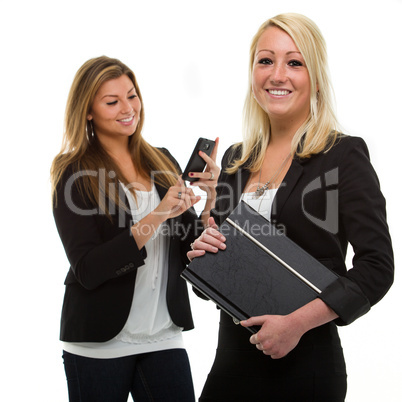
<box><xmin>101</xmin><ymin>86</ymin><xmax>135</xmax><ymax>99</ymax></box>
<box><xmin>256</xmin><ymin>50</ymin><xmax>302</xmax><ymax>56</ymax></box>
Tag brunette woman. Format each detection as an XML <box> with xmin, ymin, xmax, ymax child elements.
<box><xmin>51</xmin><ymin>56</ymin><xmax>218</xmax><ymax>402</ymax></box>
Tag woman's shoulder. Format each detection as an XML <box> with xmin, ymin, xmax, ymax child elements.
<box><xmin>315</xmin><ymin>134</ymin><xmax>371</xmax><ymax>164</ymax></box>
<box><xmin>157</xmin><ymin>147</ymin><xmax>181</xmax><ymax>171</ymax></box>
<box><xmin>157</xmin><ymin>147</ymin><xmax>173</xmax><ymax>158</ymax></box>
<box><xmin>332</xmin><ymin>134</ymin><xmax>369</xmax><ymax>153</ymax></box>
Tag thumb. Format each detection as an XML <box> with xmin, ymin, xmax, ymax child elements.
<box><xmin>208</xmin><ymin>216</ymin><xmax>218</xmax><ymax>229</ymax></box>
<box><xmin>241</xmin><ymin>315</ymin><xmax>266</xmax><ymax>327</ymax></box>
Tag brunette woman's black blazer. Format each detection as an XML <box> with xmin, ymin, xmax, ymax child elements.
<box><xmin>54</xmin><ymin>149</ymin><xmax>201</xmax><ymax>342</ymax></box>
<box><xmin>211</xmin><ymin>136</ymin><xmax>394</xmax><ymax>325</ymax></box>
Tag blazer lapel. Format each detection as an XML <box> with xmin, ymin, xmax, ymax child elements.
<box><xmin>217</xmin><ymin>167</ymin><xmax>251</xmax><ymax>223</ymax></box>
<box><xmin>237</xmin><ymin>167</ymin><xmax>251</xmax><ymax>202</ymax></box>
<box><xmin>272</xmin><ymin>158</ymin><xmax>304</xmax><ymax>222</ymax></box>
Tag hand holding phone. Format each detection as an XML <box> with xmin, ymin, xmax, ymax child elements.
<box><xmin>182</xmin><ymin>138</ymin><xmax>216</xmax><ymax>182</ymax></box>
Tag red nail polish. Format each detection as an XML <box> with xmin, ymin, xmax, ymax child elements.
<box><xmin>189</xmin><ymin>173</ymin><xmax>194</xmax><ymax>177</ymax></box>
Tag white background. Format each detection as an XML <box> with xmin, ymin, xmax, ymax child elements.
<box><xmin>1</xmin><ymin>0</ymin><xmax>401</xmax><ymax>400</ymax></box>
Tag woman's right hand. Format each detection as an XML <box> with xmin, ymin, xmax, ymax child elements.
<box><xmin>187</xmin><ymin>217</ymin><xmax>226</xmax><ymax>261</ymax></box>
<box><xmin>153</xmin><ymin>177</ymin><xmax>200</xmax><ymax>221</ymax></box>
<box><xmin>132</xmin><ymin>177</ymin><xmax>200</xmax><ymax>249</ymax></box>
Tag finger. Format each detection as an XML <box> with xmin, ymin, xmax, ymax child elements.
<box><xmin>173</xmin><ymin>184</ymin><xmax>193</xmax><ymax>203</ymax></box>
<box><xmin>187</xmin><ymin>249</ymin><xmax>206</xmax><ymax>261</ymax></box>
<box><xmin>210</xmin><ymin>137</ymin><xmax>219</xmax><ymax>162</ymax></box>
<box><xmin>208</xmin><ymin>217</ymin><xmax>218</xmax><ymax>229</ymax></box>
<box><xmin>197</xmin><ymin>138</ymin><xmax>219</xmax><ymax>164</ymax></box>
<box><xmin>197</xmin><ymin>150</ymin><xmax>214</xmax><ymax>164</ymax></box>
<box><xmin>176</xmin><ymin>175</ymin><xmax>185</xmax><ymax>187</ymax></box>
<box><xmin>203</xmin><ymin>227</ymin><xmax>226</xmax><ymax>243</ymax></box>
<box><xmin>191</xmin><ymin>195</ymin><xmax>201</xmax><ymax>206</ymax></box>
<box><xmin>240</xmin><ymin>315</ymin><xmax>266</xmax><ymax>328</ymax></box>
<box><xmin>197</xmin><ymin>234</ymin><xmax>226</xmax><ymax>252</ymax></box>
<box><xmin>192</xmin><ymin>238</ymin><xmax>222</xmax><ymax>253</ymax></box>
<box><xmin>180</xmin><ymin>190</ymin><xmax>200</xmax><ymax>208</ymax></box>
<box><xmin>184</xmin><ymin>194</ymin><xmax>201</xmax><ymax>210</ymax></box>
<box><xmin>184</xmin><ymin>187</ymin><xmax>196</xmax><ymax>196</ymax></box>
<box><xmin>249</xmin><ymin>334</ymin><xmax>259</xmax><ymax>345</ymax></box>
<box><xmin>187</xmin><ymin>171</ymin><xmax>214</xmax><ymax>181</ymax></box>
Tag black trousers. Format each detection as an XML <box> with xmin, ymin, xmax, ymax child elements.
<box><xmin>199</xmin><ymin>311</ymin><xmax>347</xmax><ymax>402</ymax></box>
<box><xmin>63</xmin><ymin>348</ymin><xmax>195</xmax><ymax>402</ymax></box>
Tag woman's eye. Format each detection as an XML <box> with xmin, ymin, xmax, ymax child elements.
<box><xmin>258</xmin><ymin>58</ymin><xmax>273</xmax><ymax>65</ymax></box>
<box><xmin>128</xmin><ymin>95</ymin><xmax>137</xmax><ymax>100</ymax></box>
<box><xmin>289</xmin><ymin>60</ymin><xmax>303</xmax><ymax>67</ymax></box>
<box><xmin>106</xmin><ymin>100</ymin><xmax>118</xmax><ymax>106</ymax></box>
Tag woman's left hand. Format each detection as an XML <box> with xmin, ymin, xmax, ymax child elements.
<box><xmin>189</xmin><ymin>137</ymin><xmax>220</xmax><ymax>197</ymax></box>
<box><xmin>241</xmin><ymin>314</ymin><xmax>304</xmax><ymax>359</ymax></box>
<box><xmin>241</xmin><ymin>298</ymin><xmax>339</xmax><ymax>359</ymax></box>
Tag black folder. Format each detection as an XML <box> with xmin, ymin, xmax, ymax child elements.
<box><xmin>181</xmin><ymin>201</ymin><xmax>338</xmax><ymax>333</ymax></box>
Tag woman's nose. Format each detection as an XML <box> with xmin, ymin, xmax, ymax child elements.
<box><xmin>121</xmin><ymin>100</ymin><xmax>133</xmax><ymax>114</ymax></box>
<box><xmin>270</xmin><ymin>63</ymin><xmax>287</xmax><ymax>84</ymax></box>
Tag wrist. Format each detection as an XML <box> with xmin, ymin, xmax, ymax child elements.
<box><xmin>286</xmin><ymin>310</ymin><xmax>309</xmax><ymax>338</ymax></box>
<box><xmin>151</xmin><ymin>208</ymin><xmax>169</xmax><ymax>224</ymax></box>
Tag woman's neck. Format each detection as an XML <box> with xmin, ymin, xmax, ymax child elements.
<box><xmin>97</xmin><ymin>135</ymin><xmax>131</xmax><ymax>161</ymax></box>
<box><xmin>269</xmin><ymin>112</ymin><xmax>307</xmax><ymax>144</ymax></box>
<box><xmin>268</xmin><ymin>129</ymin><xmax>294</xmax><ymax>152</ymax></box>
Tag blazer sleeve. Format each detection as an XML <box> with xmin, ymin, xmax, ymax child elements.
<box><xmin>53</xmin><ymin>166</ymin><xmax>146</xmax><ymax>291</ymax></box>
<box><xmin>318</xmin><ymin>137</ymin><xmax>394</xmax><ymax>325</ymax></box>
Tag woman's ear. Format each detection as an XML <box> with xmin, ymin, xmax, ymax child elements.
<box><xmin>87</xmin><ymin>114</ymin><xmax>93</xmax><ymax>121</ymax></box>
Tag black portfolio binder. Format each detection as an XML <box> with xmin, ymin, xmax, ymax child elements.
<box><xmin>181</xmin><ymin>201</ymin><xmax>338</xmax><ymax>333</ymax></box>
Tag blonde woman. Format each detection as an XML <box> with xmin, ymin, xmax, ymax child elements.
<box><xmin>51</xmin><ymin>56</ymin><xmax>218</xmax><ymax>401</ymax></box>
<box><xmin>188</xmin><ymin>13</ymin><xmax>393</xmax><ymax>401</ymax></box>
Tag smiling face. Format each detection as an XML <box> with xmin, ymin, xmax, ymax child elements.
<box><xmin>252</xmin><ymin>26</ymin><xmax>311</xmax><ymax>127</ymax></box>
<box><xmin>87</xmin><ymin>74</ymin><xmax>141</xmax><ymax>144</ymax></box>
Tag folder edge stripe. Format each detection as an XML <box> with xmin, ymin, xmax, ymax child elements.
<box><xmin>226</xmin><ymin>217</ymin><xmax>322</xmax><ymax>294</ymax></box>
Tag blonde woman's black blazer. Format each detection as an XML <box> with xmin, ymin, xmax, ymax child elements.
<box><xmin>211</xmin><ymin>136</ymin><xmax>394</xmax><ymax>325</ymax></box>
<box><xmin>54</xmin><ymin>149</ymin><xmax>201</xmax><ymax>342</ymax></box>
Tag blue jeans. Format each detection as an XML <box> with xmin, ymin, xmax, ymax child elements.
<box><xmin>62</xmin><ymin>348</ymin><xmax>195</xmax><ymax>402</ymax></box>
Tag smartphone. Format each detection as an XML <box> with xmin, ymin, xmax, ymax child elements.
<box><xmin>182</xmin><ymin>138</ymin><xmax>216</xmax><ymax>182</ymax></box>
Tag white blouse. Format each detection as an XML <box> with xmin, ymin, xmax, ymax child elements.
<box><xmin>241</xmin><ymin>187</ymin><xmax>278</xmax><ymax>221</ymax></box>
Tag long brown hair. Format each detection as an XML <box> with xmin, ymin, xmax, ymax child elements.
<box><xmin>51</xmin><ymin>56</ymin><xmax>178</xmax><ymax>216</ymax></box>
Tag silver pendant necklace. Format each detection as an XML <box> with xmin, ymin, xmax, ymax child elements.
<box><xmin>254</xmin><ymin>153</ymin><xmax>291</xmax><ymax>199</ymax></box>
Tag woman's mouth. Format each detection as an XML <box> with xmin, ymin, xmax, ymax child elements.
<box><xmin>118</xmin><ymin>115</ymin><xmax>135</xmax><ymax>125</ymax></box>
<box><xmin>267</xmin><ymin>89</ymin><xmax>291</xmax><ymax>96</ymax></box>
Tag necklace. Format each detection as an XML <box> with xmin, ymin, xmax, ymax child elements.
<box><xmin>254</xmin><ymin>153</ymin><xmax>291</xmax><ymax>198</ymax></box>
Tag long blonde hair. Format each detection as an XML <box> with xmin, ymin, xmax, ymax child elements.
<box><xmin>228</xmin><ymin>13</ymin><xmax>341</xmax><ymax>174</ymax></box>
<box><xmin>51</xmin><ymin>56</ymin><xmax>178</xmax><ymax>215</ymax></box>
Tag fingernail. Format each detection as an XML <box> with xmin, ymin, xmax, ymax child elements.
<box><xmin>219</xmin><ymin>243</ymin><xmax>226</xmax><ymax>250</ymax></box>
<box><xmin>189</xmin><ymin>173</ymin><xmax>194</xmax><ymax>177</ymax></box>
